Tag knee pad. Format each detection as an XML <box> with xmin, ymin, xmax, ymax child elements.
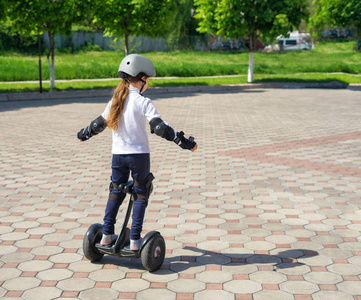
<box><xmin>109</xmin><ymin>182</ymin><xmax>126</xmax><ymax>204</ymax></box>
<box><xmin>133</xmin><ymin>173</ymin><xmax>155</xmax><ymax>201</ymax></box>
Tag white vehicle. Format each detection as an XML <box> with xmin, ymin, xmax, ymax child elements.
<box><xmin>277</xmin><ymin>31</ymin><xmax>312</xmax><ymax>51</ymax></box>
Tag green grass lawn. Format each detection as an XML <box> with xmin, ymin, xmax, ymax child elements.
<box><xmin>0</xmin><ymin>73</ymin><xmax>359</xmax><ymax>93</ymax></box>
<box><xmin>0</xmin><ymin>40</ymin><xmax>360</xmax><ymax>93</ymax></box>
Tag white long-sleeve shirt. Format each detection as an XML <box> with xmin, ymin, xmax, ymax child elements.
<box><xmin>101</xmin><ymin>87</ymin><xmax>161</xmax><ymax>154</ymax></box>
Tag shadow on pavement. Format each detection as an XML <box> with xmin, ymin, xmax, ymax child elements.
<box><xmin>0</xmin><ymin>89</ymin><xmax>265</xmax><ymax>113</ymax></box>
<box><xmin>91</xmin><ymin>246</ymin><xmax>318</xmax><ymax>274</ymax></box>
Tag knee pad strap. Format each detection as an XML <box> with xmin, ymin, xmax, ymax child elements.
<box><xmin>109</xmin><ymin>192</ymin><xmax>125</xmax><ymax>204</ymax></box>
<box><xmin>133</xmin><ymin>193</ymin><xmax>148</xmax><ymax>207</ymax></box>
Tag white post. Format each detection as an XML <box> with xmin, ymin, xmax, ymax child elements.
<box><xmin>248</xmin><ymin>51</ymin><xmax>254</xmax><ymax>83</ymax></box>
<box><xmin>47</xmin><ymin>57</ymin><xmax>56</xmax><ymax>89</ymax></box>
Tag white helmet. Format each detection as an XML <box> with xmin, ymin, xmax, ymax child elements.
<box><xmin>118</xmin><ymin>54</ymin><xmax>156</xmax><ymax>79</ymax></box>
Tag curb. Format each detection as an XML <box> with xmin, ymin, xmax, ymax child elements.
<box><xmin>0</xmin><ymin>81</ymin><xmax>359</xmax><ymax>102</ymax></box>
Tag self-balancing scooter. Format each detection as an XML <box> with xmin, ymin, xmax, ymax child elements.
<box><xmin>83</xmin><ymin>180</ymin><xmax>166</xmax><ymax>272</ymax></box>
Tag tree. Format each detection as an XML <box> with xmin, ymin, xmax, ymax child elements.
<box><xmin>7</xmin><ymin>0</ymin><xmax>90</xmax><ymax>89</ymax></box>
<box><xmin>195</xmin><ymin>0</ymin><xmax>309</xmax><ymax>82</ymax></box>
<box><xmin>92</xmin><ymin>0</ymin><xmax>172</xmax><ymax>55</ymax></box>
<box><xmin>0</xmin><ymin>0</ymin><xmax>7</xmax><ymax>21</ymax></box>
<box><xmin>166</xmin><ymin>0</ymin><xmax>205</xmax><ymax>50</ymax></box>
<box><xmin>309</xmin><ymin>0</ymin><xmax>361</xmax><ymax>38</ymax></box>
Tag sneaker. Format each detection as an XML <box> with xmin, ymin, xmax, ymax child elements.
<box><xmin>100</xmin><ymin>234</ymin><xmax>118</xmax><ymax>246</ymax></box>
<box><xmin>130</xmin><ymin>238</ymin><xmax>142</xmax><ymax>251</ymax></box>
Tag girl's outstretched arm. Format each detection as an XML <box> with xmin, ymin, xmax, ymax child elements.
<box><xmin>149</xmin><ymin>117</ymin><xmax>197</xmax><ymax>151</ymax></box>
<box><xmin>77</xmin><ymin>116</ymin><xmax>107</xmax><ymax>141</ymax></box>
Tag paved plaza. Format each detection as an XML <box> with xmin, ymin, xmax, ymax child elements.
<box><xmin>0</xmin><ymin>88</ymin><xmax>360</xmax><ymax>299</ymax></box>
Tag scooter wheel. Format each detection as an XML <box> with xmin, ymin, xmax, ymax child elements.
<box><xmin>141</xmin><ymin>232</ymin><xmax>165</xmax><ymax>272</ymax></box>
<box><xmin>83</xmin><ymin>223</ymin><xmax>104</xmax><ymax>262</ymax></box>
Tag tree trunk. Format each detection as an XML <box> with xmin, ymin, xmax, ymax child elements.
<box><xmin>248</xmin><ymin>51</ymin><xmax>254</xmax><ymax>83</ymax></box>
<box><xmin>125</xmin><ymin>33</ymin><xmax>129</xmax><ymax>56</ymax></box>
<box><xmin>247</xmin><ymin>32</ymin><xmax>256</xmax><ymax>83</ymax></box>
<box><xmin>47</xmin><ymin>31</ymin><xmax>56</xmax><ymax>89</ymax></box>
<box><xmin>38</xmin><ymin>28</ymin><xmax>42</xmax><ymax>93</ymax></box>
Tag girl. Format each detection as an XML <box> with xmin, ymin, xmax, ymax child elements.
<box><xmin>78</xmin><ymin>54</ymin><xmax>197</xmax><ymax>250</ymax></box>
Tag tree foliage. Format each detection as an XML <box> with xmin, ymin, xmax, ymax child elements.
<box><xmin>92</xmin><ymin>0</ymin><xmax>172</xmax><ymax>55</ymax></box>
<box><xmin>166</xmin><ymin>0</ymin><xmax>206</xmax><ymax>50</ymax></box>
<box><xmin>194</xmin><ymin>0</ymin><xmax>309</xmax><ymax>82</ymax></box>
<box><xmin>309</xmin><ymin>0</ymin><xmax>361</xmax><ymax>37</ymax></box>
<box><xmin>195</xmin><ymin>0</ymin><xmax>309</xmax><ymax>51</ymax></box>
<box><xmin>0</xmin><ymin>0</ymin><xmax>7</xmax><ymax>21</ymax></box>
<box><xmin>7</xmin><ymin>0</ymin><xmax>91</xmax><ymax>88</ymax></box>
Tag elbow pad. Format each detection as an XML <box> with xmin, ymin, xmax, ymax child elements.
<box><xmin>149</xmin><ymin>118</ymin><xmax>175</xmax><ymax>141</ymax></box>
<box><xmin>78</xmin><ymin>115</ymin><xmax>107</xmax><ymax>141</ymax></box>
<box><xmin>90</xmin><ymin>116</ymin><xmax>107</xmax><ymax>135</ymax></box>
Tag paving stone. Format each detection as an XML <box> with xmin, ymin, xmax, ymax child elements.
<box><xmin>48</xmin><ymin>253</ymin><xmax>83</xmax><ymax>264</ymax></box>
<box><xmin>0</xmin><ymin>268</ymin><xmax>21</xmax><ymax>281</ymax></box>
<box><xmin>197</xmin><ymin>241</ymin><xmax>229</xmax><ymax>251</ymax></box>
<box><xmin>112</xmin><ymin>278</ymin><xmax>149</xmax><ymax>292</ymax></box>
<box><xmin>18</xmin><ymin>260</ymin><xmax>53</xmax><ymax>272</ymax></box>
<box><xmin>142</xmin><ymin>269</ymin><xmax>178</xmax><ymax>281</ymax></box>
<box><xmin>168</xmin><ymin>278</ymin><xmax>205</xmax><ymax>293</ymax></box>
<box><xmin>31</xmin><ymin>245</ymin><xmax>64</xmax><ymax>256</ymax></box>
<box><xmin>312</xmin><ymin>291</ymin><xmax>354</xmax><ymax>300</ymax></box>
<box><xmin>67</xmin><ymin>261</ymin><xmax>103</xmax><ymax>272</ymax></box>
<box><xmin>305</xmin><ymin>271</ymin><xmax>343</xmax><ymax>284</ymax></box>
<box><xmin>1</xmin><ymin>252</ymin><xmax>34</xmax><ymax>263</ymax></box>
<box><xmin>194</xmin><ymin>290</ymin><xmax>234</xmax><ymax>300</ymax></box>
<box><xmin>56</xmin><ymin>278</ymin><xmax>94</xmax><ymax>291</ymax></box>
<box><xmin>136</xmin><ymin>289</ymin><xmax>176</xmax><ymax>300</ymax></box>
<box><xmin>1</xmin><ymin>89</ymin><xmax>361</xmax><ymax>299</ymax></box>
<box><xmin>249</xmin><ymin>271</ymin><xmax>287</xmax><ymax>284</ymax></box>
<box><xmin>224</xmin><ymin>279</ymin><xmax>262</xmax><ymax>294</ymax></box>
<box><xmin>1</xmin><ymin>232</ymin><xmax>29</xmax><ymax>241</ymax></box>
<box><xmin>196</xmin><ymin>254</ymin><xmax>231</xmax><ymax>265</ymax></box>
<box><xmin>0</xmin><ymin>245</ymin><xmax>18</xmax><ymax>255</ymax></box>
<box><xmin>196</xmin><ymin>270</ymin><xmax>233</xmax><ymax>283</ymax></box>
<box><xmin>37</xmin><ymin>269</ymin><xmax>73</xmax><ymax>281</ymax></box>
<box><xmin>328</xmin><ymin>264</ymin><xmax>361</xmax><ymax>276</ymax></box>
<box><xmin>244</xmin><ymin>241</ymin><xmax>276</xmax><ymax>251</ymax></box>
<box><xmin>246</xmin><ymin>254</ymin><xmax>282</xmax><ymax>265</ymax></box>
<box><xmin>22</xmin><ymin>287</ymin><xmax>62</xmax><ymax>300</ymax></box>
<box><xmin>58</xmin><ymin>239</ymin><xmax>83</xmax><ymax>249</ymax></box>
<box><xmin>318</xmin><ymin>248</ymin><xmax>353</xmax><ymax>259</ymax></box>
<box><xmin>79</xmin><ymin>288</ymin><xmax>119</xmax><ymax>300</ymax></box>
<box><xmin>275</xmin><ymin>263</ymin><xmax>311</xmax><ymax>275</ymax></box>
<box><xmin>253</xmin><ymin>290</ymin><xmax>294</xmax><ymax>300</ymax></box>
<box><xmin>280</xmin><ymin>280</ymin><xmax>319</xmax><ymax>294</ymax></box>
<box><xmin>242</xmin><ymin>228</ymin><xmax>272</xmax><ymax>237</ymax></box>
<box><xmin>337</xmin><ymin>281</ymin><xmax>361</xmax><ymax>295</ymax></box>
<box><xmin>169</xmin><ymin>261</ymin><xmax>206</xmax><ymax>274</ymax></box>
<box><xmin>297</xmin><ymin>256</ymin><xmax>333</xmax><ymax>267</ymax></box>
<box><xmin>3</xmin><ymin>277</ymin><xmax>41</xmax><ymax>291</ymax></box>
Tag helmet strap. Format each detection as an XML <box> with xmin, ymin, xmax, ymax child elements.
<box><xmin>136</xmin><ymin>75</ymin><xmax>147</xmax><ymax>94</ymax></box>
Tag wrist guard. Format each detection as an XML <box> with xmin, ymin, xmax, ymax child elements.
<box><xmin>174</xmin><ymin>131</ymin><xmax>197</xmax><ymax>150</ymax></box>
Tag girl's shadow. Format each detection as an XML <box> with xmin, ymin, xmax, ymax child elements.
<box><xmin>162</xmin><ymin>246</ymin><xmax>318</xmax><ymax>273</ymax></box>
<box><xmin>95</xmin><ymin>246</ymin><xmax>318</xmax><ymax>274</ymax></box>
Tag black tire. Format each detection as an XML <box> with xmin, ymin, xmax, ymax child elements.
<box><xmin>141</xmin><ymin>233</ymin><xmax>165</xmax><ymax>272</ymax></box>
<box><xmin>83</xmin><ymin>224</ymin><xmax>104</xmax><ymax>262</ymax></box>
